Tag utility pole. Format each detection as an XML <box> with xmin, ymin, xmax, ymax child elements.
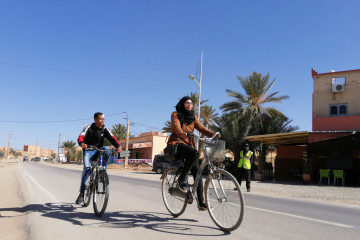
<box><xmin>198</xmin><ymin>51</ymin><xmax>203</xmax><ymax>120</ymax></box>
<box><xmin>6</xmin><ymin>131</ymin><xmax>12</xmax><ymax>160</ymax></box>
<box><xmin>35</xmin><ymin>141</ymin><xmax>39</xmax><ymax>157</ymax></box>
<box><xmin>125</xmin><ymin>114</ymin><xmax>130</xmax><ymax>168</ymax></box>
<box><xmin>57</xmin><ymin>134</ymin><xmax>61</xmax><ymax>161</ymax></box>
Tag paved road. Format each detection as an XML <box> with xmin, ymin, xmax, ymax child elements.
<box><xmin>9</xmin><ymin>162</ymin><xmax>360</xmax><ymax>240</ymax></box>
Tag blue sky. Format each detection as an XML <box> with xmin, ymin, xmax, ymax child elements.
<box><xmin>1</xmin><ymin>0</ymin><xmax>360</xmax><ymax>150</ymax></box>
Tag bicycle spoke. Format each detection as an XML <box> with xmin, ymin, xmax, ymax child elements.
<box><xmin>206</xmin><ymin>169</ymin><xmax>244</xmax><ymax>231</ymax></box>
<box><xmin>161</xmin><ymin>168</ymin><xmax>187</xmax><ymax>217</ymax></box>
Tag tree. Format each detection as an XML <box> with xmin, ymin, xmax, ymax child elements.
<box><xmin>200</xmin><ymin>105</ymin><xmax>218</xmax><ymax>128</ymax></box>
<box><xmin>212</xmin><ymin>112</ymin><xmax>250</xmax><ymax>163</ymax></box>
<box><xmin>221</xmin><ymin>72</ymin><xmax>289</xmax><ymax>127</ymax></box>
<box><xmin>111</xmin><ymin>123</ymin><xmax>127</xmax><ymax>141</ymax></box>
<box><xmin>104</xmin><ymin>123</ymin><xmax>134</xmax><ymax>146</ymax></box>
<box><xmin>162</xmin><ymin>121</ymin><xmax>171</xmax><ymax>133</ymax></box>
<box><xmin>61</xmin><ymin>140</ymin><xmax>76</xmax><ymax>162</ymax></box>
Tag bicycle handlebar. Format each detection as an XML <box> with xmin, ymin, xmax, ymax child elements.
<box><xmin>85</xmin><ymin>146</ymin><xmax>117</xmax><ymax>152</ymax></box>
<box><xmin>188</xmin><ymin>132</ymin><xmax>220</xmax><ymax>142</ymax></box>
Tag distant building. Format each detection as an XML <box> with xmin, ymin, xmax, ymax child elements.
<box><xmin>23</xmin><ymin>145</ymin><xmax>56</xmax><ymax>158</ymax></box>
<box><xmin>118</xmin><ymin>131</ymin><xmax>168</xmax><ymax>163</ymax></box>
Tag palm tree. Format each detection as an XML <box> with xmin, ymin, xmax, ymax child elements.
<box><xmin>213</xmin><ymin>112</ymin><xmax>249</xmax><ymax>163</ymax></box>
<box><xmin>61</xmin><ymin>140</ymin><xmax>76</xmax><ymax>162</ymax></box>
<box><xmin>221</xmin><ymin>72</ymin><xmax>289</xmax><ymax>124</ymax></box>
<box><xmin>111</xmin><ymin>123</ymin><xmax>127</xmax><ymax>141</ymax></box>
<box><xmin>200</xmin><ymin>105</ymin><xmax>219</xmax><ymax>128</ymax></box>
<box><xmin>162</xmin><ymin>121</ymin><xmax>171</xmax><ymax>133</ymax></box>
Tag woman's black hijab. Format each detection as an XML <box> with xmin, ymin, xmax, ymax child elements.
<box><xmin>176</xmin><ymin>96</ymin><xmax>196</xmax><ymax>125</ymax></box>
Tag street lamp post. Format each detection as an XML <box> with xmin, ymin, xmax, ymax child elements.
<box><xmin>123</xmin><ymin>112</ymin><xmax>130</xmax><ymax>168</ymax></box>
<box><xmin>188</xmin><ymin>51</ymin><xmax>203</xmax><ymax>119</ymax></box>
<box><xmin>189</xmin><ymin>52</ymin><xmax>204</xmax><ymax>150</ymax></box>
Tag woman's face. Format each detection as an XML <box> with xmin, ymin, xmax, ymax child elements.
<box><xmin>184</xmin><ymin>99</ymin><xmax>193</xmax><ymax>111</ymax></box>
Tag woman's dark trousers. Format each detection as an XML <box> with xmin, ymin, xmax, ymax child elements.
<box><xmin>176</xmin><ymin>143</ymin><xmax>205</xmax><ymax>202</ymax></box>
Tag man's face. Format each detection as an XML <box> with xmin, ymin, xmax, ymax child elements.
<box><xmin>245</xmin><ymin>146</ymin><xmax>249</xmax><ymax>151</ymax></box>
<box><xmin>94</xmin><ymin>115</ymin><xmax>105</xmax><ymax>127</ymax></box>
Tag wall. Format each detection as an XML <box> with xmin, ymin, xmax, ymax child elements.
<box><xmin>151</xmin><ymin>135</ymin><xmax>168</xmax><ymax>161</ymax></box>
<box><xmin>312</xmin><ymin>69</ymin><xmax>360</xmax><ymax>131</ymax></box>
<box><xmin>275</xmin><ymin>145</ymin><xmax>305</xmax><ymax>179</ymax></box>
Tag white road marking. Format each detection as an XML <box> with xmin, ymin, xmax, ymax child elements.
<box><xmin>247</xmin><ymin>205</ymin><xmax>354</xmax><ymax>228</ymax></box>
<box><xmin>22</xmin><ymin>169</ymin><xmax>59</xmax><ymax>202</ymax></box>
<box><xmin>139</xmin><ymin>185</ymin><xmax>157</xmax><ymax>190</ymax></box>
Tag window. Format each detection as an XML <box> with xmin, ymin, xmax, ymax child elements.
<box><xmin>329</xmin><ymin>104</ymin><xmax>347</xmax><ymax>116</ymax></box>
<box><xmin>332</xmin><ymin>77</ymin><xmax>346</xmax><ymax>85</ymax></box>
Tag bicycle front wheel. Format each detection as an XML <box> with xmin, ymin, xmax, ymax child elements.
<box><xmin>205</xmin><ymin>169</ymin><xmax>245</xmax><ymax>231</ymax></box>
<box><xmin>161</xmin><ymin>168</ymin><xmax>187</xmax><ymax>217</ymax></box>
<box><xmin>93</xmin><ymin>170</ymin><xmax>109</xmax><ymax>217</ymax></box>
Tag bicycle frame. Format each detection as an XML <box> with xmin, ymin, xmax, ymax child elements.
<box><xmin>188</xmin><ymin>134</ymin><xmax>228</xmax><ymax>204</ymax></box>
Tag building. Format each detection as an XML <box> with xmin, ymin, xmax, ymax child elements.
<box><xmin>312</xmin><ymin>68</ymin><xmax>360</xmax><ymax>132</ymax></box>
<box><xmin>23</xmin><ymin>145</ymin><xmax>56</xmax><ymax>158</ymax></box>
<box><xmin>247</xmin><ymin>68</ymin><xmax>360</xmax><ymax>184</ymax></box>
<box><xmin>118</xmin><ymin>131</ymin><xmax>168</xmax><ymax>164</ymax></box>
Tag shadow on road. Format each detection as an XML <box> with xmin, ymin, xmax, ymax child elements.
<box><xmin>0</xmin><ymin>203</ymin><xmax>230</xmax><ymax>236</ymax></box>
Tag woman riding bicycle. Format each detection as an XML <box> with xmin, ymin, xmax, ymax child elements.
<box><xmin>167</xmin><ymin>96</ymin><xmax>220</xmax><ymax>211</ymax></box>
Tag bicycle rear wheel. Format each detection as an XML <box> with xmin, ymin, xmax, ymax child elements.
<box><xmin>93</xmin><ymin>170</ymin><xmax>109</xmax><ymax>217</ymax></box>
<box><xmin>161</xmin><ymin>168</ymin><xmax>187</xmax><ymax>217</ymax></box>
<box><xmin>82</xmin><ymin>175</ymin><xmax>92</xmax><ymax>207</ymax></box>
<box><xmin>205</xmin><ymin>169</ymin><xmax>244</xmax><ymax>231</ymax></box>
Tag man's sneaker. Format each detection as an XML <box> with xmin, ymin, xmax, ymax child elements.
<box><xmin>198</xmin><ymin>201</ymin><xmax>208</xmax><ymax>211</ymax></box>
<box><xmin>233</xmin><ymin>188</ymin><xmax>237</xmax><ymax>190</ymax></box>
<box><xmin>76</xmin><ymin>194</ymin><xmax>84</xmax><ymax>205</ymax></box>
<box><xmin>247</xmin><ymin>188</ymin><xmax>251</xmax><ymax>192</ymax></box>
<box><xmin>176</xmin><ymin>179</ymin><xmax>187</xmax><ymax>193</ymax></box>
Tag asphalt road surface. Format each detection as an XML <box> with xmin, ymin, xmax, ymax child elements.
<box><xmin>10</xmin><ymin>162</ymin><xmax>360</xmax><ymax>240</ymax></box>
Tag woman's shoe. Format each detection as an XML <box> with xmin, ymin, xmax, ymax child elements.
<box><xmin>198</xmin><ymin>201</ymin><xmax>208</xmax><ymax>211</ymax></box>
<box><xmin>176</xmin><ymin>179</ymin><xmax>187</xmax><ymax>193</ymax></box>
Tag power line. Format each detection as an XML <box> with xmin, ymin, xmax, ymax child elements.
<box><xmin>132</xmin><ymin>122</ymin><xmax>162</xmax><ymax>131</ymax></box>
<box><xmin>0</xmin><ymin>61</ymin><xmax>234</xmax><ymax>84</ymax></box>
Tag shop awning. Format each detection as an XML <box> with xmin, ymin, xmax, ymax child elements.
<box><xmin>132</xmin><ymin>142</ymin><xmax>152</xmax><ymax>149</ymax></box>
<box><xmin>246</xmin><ymin>131</ymin><xmax>309</xmax><ymax>145</ymax></box>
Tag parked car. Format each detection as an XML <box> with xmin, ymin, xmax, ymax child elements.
<box><xmin>152</xmin><ymin>155</ymin><xmax>169</xmax><ymax>174</ymax></box>
<box><xmin>34</xmin><ymin>157</ymin><xmax>41</xmax><ymax>161</ymax></box>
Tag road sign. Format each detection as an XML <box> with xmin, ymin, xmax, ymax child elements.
<box><xmin>120</xmin><ymin>150</ymin><xmax>130</xmax><ymax>158</ymax></box>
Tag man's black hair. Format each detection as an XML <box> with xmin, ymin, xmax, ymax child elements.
<box><xmin>94</xmin><ymin>112</ymin><xmax>103</xmax><ymax>119</ymax></box>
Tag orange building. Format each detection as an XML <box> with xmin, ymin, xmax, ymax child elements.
<box><xmin>23</xmin><ymin>145</ymin><xmax>56</xmax><ymax>158</ymax></box>
<box><xmin>118</xmin><ymin>131</ymin><xmax>168</xmax><ymax>164</ymax></box>
<box><xmin>247</xmin><ymin>68</ymin><xmax>360</xmax><ymax>184</ymax></box>
<box><xmin>312</xmin><ymin>68</ymin><xmax>360</xmax><ymax>132</ymax></box>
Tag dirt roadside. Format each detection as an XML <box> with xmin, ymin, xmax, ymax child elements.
<box><xmin>0</xmin><ymin>161</ymin><xmax>27</xmax><ymax>240</ymax></box>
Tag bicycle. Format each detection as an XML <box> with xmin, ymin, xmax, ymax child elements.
<box><xmin>82</xmin><ymin>146</ymin><xmax>116</xmax><ymax>217</ymax></box>
<box><xmin>161</xmin><ymin>133</ymin><xmax>245</xmax><ymax>232</ymax></box>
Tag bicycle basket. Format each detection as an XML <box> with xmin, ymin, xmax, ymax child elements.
<box><xmin>200</xmin><ymin>140</ymin><xmax>225</xmax><ymax>162</ymax></box>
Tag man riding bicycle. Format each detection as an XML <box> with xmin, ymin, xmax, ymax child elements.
<box><xmin>76</xmin><ymin>112</ymin><xmax>122</xmax><ymax>205</ymax></box>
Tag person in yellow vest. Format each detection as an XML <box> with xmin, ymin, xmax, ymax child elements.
<box><xmin>234</xmin><ymin>143</ymin><xmax>254</xmax><ymax>192</ymax></box>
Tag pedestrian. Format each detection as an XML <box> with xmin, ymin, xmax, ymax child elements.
<box><xmin>234</xmin><ymin>143</ymin><xmax>254</xmax><ymax>192</ymax></box>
